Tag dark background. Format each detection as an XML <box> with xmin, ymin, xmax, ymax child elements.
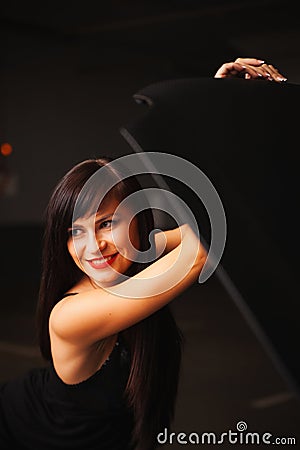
<box><xmin>1</xmin><ymin>0</ymin><xmax>300</xmax><ymax>223</ymax></box>
<box><xmin>1</xmin><ymin>1</ymin><xmax>300</xmax><ymax>448</ymax></box>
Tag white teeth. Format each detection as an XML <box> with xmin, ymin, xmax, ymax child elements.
<box><xmin>92</xmin><ymin>255</ymin><xmax>114</xmax><ymax>265</ymax></box>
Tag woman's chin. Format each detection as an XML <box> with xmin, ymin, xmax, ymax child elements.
<box><xmin>91</xmin><ymin>273</ymin><xmax>126</xmax><ymax>289</ymax></box>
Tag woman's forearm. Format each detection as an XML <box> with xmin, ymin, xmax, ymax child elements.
<box><xmin>154</xmin><ymin>224</ymin><xmax>202</xmax><ymax>257</ymax></box>
<box><xmin>154</xmin><ymin>226</ymin><xmax>183</xmax><ymax>257</ymax></box>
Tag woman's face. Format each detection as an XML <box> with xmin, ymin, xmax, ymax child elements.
<box><xmin>67</xmin><ymin>195</ymin><xmax>140</xmax><ymax>288</ymax></box>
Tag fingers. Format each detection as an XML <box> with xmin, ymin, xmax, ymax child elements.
<box><xmin>235</xmin><ymin>57</ymin><xmax>265</xmax><ymax>66</ymax></box>
<box><xmin>214</xmin><ymin>62</ymin><xmax>246</xmax><ymax>78</ymax></box>
<box><xmin>242</xmin><ymin>61</ymin><xmax>287</xmax><ymax>82</ymax></box>
<box><xmin>214</xmin><ymin>61</ymin><xmax>264</xmax><ymax>79</ymax></box>
<box><xmin>261</xmin><ymin>63</ymin><xmax>287</xmax><ymax>82</ymax></box>
<box><xmin>214</xmin><ymin>57</ymin><xmax>288</xmax><ymax>83</ymax></box>
<box><xmin>240</xmin><ymin>64</ymin><xmax>266</xmax><ymax>80</ymax></box>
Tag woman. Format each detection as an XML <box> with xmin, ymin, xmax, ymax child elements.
<box><xmin>0</xmin><ymin>58</ymin><xmax>287</xmax><ymax>450</ymax></box>
<box><xmin>1</xmin><ymin>155</ymin><xmax>205</xmax><ymax>450</ymax></box>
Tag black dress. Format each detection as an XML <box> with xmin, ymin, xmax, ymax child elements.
<box><xmin>0</xmin><ymin>329</ymin><xmax>134</xmax><ymax>450</ymax></box>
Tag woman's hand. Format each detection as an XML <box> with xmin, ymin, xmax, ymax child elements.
<box><xmin>214</xmin><ymin>57</ymin><xmax>287</xmax><ymax>82</ymax></box>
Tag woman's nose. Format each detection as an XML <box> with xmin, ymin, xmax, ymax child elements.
<box><xmin>97</xmin><ymin>239</ymin><xmax>107</xmax><ymax>252</ymax></box>
<box><xmin>85</xmin><ymin>233</ymin><xmax>106</xmax><ymax>254</ymax></box>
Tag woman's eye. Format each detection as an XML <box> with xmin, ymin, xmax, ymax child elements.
<box><xmin>100</xmin><ymin>220</ymin><xmax>114</xmax><ymax>229</ymax></box>
<box><xmin>68</xmin><ymin>228</ymin><xmax>82</xmax><ymax>237</ymax></box>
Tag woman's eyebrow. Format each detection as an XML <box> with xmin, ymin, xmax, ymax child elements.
<box><xmin>95</xmin><ymin>213</ymin><xmax>114</xmax><ymax>222</ymax></box>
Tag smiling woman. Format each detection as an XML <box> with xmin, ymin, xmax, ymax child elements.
<box><xmin>0</xmin><ymin>154</ymin><xmax>205</xmax><ymax>450</ymax></box>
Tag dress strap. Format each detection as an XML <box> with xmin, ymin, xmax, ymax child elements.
<box><xmin>62</xmin><ymin>292</ymin><xmax>78</xmax><ymax>298</ymax></box>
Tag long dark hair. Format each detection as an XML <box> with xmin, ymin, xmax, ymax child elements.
<box><xmin>36</xmin><ymin>155</ymin><xmax>184</xmax><ymax>450</ymax></box>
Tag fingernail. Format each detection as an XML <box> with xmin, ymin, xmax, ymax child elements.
<box><xmin>277</xmin><ymin>77</ymin><xmax>287</xmax><ymax>81</ymax></box>
<box><xmin>258</xmin><ymin>60</ymin><xmax>265</xmax><ymax>63</ymax></box>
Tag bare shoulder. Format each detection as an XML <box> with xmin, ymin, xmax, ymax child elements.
<box><xmin>49</xmin><ymin>277</ymin><xmax>98</xmax><ymax>326</ymax></box>
<box><xmin>49</xmin><ymin>294</ymin><xmax>118</xmax><ymax>384</ymax></box>
<box><xmin>49</xmin><ymin>295</ymin><xmax>76</xmax><ymax>325</ymax></box>
<box><xmin>49</xmin><ymin>289</ymin><xmax>103</xmax><ymax>329</ymax></box>
<box><xmin>49</xmin><ymin>290</ymin><xmax>121</xmax><ymax>383</ymax></box>
<box><xmin>49</xmin><ymin>287</ymin><xmax>115</xmax><ymax>347</ymax></box>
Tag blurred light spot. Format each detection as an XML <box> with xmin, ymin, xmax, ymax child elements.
<box><xmin>1</xmin><ymin>143</ymin><xmax>13</xmax><ymax>156</ymax></box>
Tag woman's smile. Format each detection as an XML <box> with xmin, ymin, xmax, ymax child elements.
<box><xmin>86</xmin><ymin>253</ymin><xmax>119</xmax><ymax>269</ymax></box>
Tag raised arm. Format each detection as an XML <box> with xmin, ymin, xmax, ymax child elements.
<box><xmin>50</xmin><ymin>224</ymin><xmax>206</xmax><ymax>345</ymax></box>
